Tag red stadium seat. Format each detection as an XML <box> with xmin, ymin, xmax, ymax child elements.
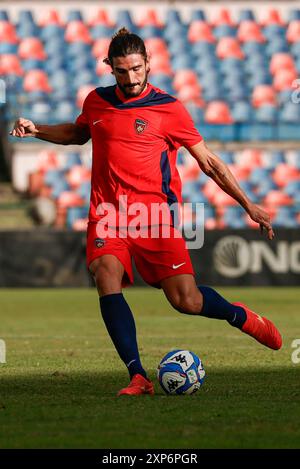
<box><xmin>264</xmin><ymin>190</ymin><xmax>294</xmax><ymax>206</ymax></box>
<box><xmin>227</xmin><ymin>164</ymin><xmax>251</xmax><ymax>181</ymax></box>
<box><xmin>92</xmin><ymin>38</ymin><xmax>110</xmax><ymax>58</ymax></box>
<box><xmin>272</xmin><ymin>164</ymin><xmax>300</xmax><ymax>187</ymax></box>
<box><xmin>202</xmin><ymin>179</ymin><xmax>223</xmax><ymax>202</ymax></box>
<box><xmin>211</xmin><ymin>8</ymin><xmax>235</xmax><ymax>26</ymax></box>
<box><xmin>88</xmin><ymin>9</ymin><xmax>113</xmax><ymax>27</ymax></box>
<box><xmin>252</xmin><ymin>85</ymin><xmax>277</xmax><ymax>107</ymax></box>
<box><xmin>66</xmin><ymin>165</ymin><xmax>91</xmax><ymax>190</ymax></box>
<box><xmin>173</xmin><ymin>69</ymin><xmax>199</xmax><ymax>91</ymax></box>
<box><xmin>235</xmin><ymin>149</ymin><xmax>262</xmax><ymax>169</ymax></box>
<box><xmin>0</xmin><ymin>21</ymin><xmax>18</xmax><ymax>43</ymax></box>
<box><xmin>144</xmin><ymin>38</ymin><xmax>168</xmax><ymax>55</ymax></box>
<box><xmin>205</xmin><ymin>101</ymin><xmax>233</xmax><ymax>124</ymax></box>
<box><xmin>76</xmin><ymin>84</ymin><xmax>96</xmax><ymax>108</ymax></box>
<box><xmin>65</xmin><ymin>21</ymin><xmax>92</xmax><ymax>43</ymax></box>
<box><xmin>286</xmin><ymin>20</ymin><xmax>300</xmax><ymax>43</ymax></box>
<box><xmin>177</xmin><ymin>85</ymin><xmax>203</xmax><ymax>105</ymax></box>
<box><xmin>216</xmin><ymin>37</ymin><xmax>245</xmax><ymax>59</ymax></box>
<box><xmin>273</xmin><ymin>68</ymin><xmax>298</xmax><ymax>91</ymax></box>
<box><xmin>23</xmin><ymin>70</ymin><xmax>52</xmax><ymax>92</ymax></box>
<box><xmin>148</xmin><ymin>54</ymin><xmax>172</xmax><ymax>75</ymax></box>
<box><xmin>36</xmin><ymin>150</ymin><xmax>59</xmax><ymax>172</ymax></box>
<box><xmin>260</xmin><ymin>8</ymin><xmax>285</xmax><ymax>26</ymax></box>
<box><xmin>0</xmin><ymin>54</ymin><xmax>23</xmax><ymax>75</ymax></box>
<box><xmin>237</xmin><ymin>20</ymin><xmax>266</xmax><ymax>42</ymax></box>
<box><xmin>18</xmin><ymin>38</ymin><xmax>46</xmax><ymax>60</ymax></box>
<box><xmin>138</xmin><ymin>9</ymin><xmax>162</xmax><ymax>27</ymax></box>
<box><xmin>270</xmin><ymin>53</ymin><xmax>296</xmax><ymax>75</ymax></box>
<box><xmin>213</xmin><ymin>190</ymin><xmax>238</xmax><ymax>206</ymax></box>
<box><xmin>188</xmin><ymin>21</ymin><xmax>216</xmax><ymax>43</ymax></box>
<box><xmin>95</xmin><ymin>60</ymin><xmax>111</xmax><ymax>76</ymax></box>
<box><xmin>39</xmin><ymin>9</ymin><xmax>63</xmax><ymax>26</ymax></box>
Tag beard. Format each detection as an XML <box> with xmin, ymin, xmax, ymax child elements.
<box><xmin>116</xmin><ymin>71</ymin><xmax>149</xmax><ymax>98</ymax></box>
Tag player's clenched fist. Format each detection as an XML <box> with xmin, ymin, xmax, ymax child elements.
<box><xmin>10</xmin><ymin>118</ymin><xmax>38</xmax><ymax>138</ymax></box>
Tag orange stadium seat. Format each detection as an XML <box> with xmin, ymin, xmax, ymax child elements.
<box><xmin>23</xmin><ymin>70</ymin><xmax>52</xmax><ymax>92</ymax></box>
<box><xmin>65</xmin><ymin>20</ymin><xmax>92</xmax><ymax>43</ymax></box>
<box><xmin>286</xmin><ymin>20</ymin><xmax>300</xmax><ymax>42</ymax></box>
<box><xmin>39</xmin><ymin>9</ymin><xmax>63</xmax><ymax>26</ymax></box>
<box><xmin>237</xmin><ymin>20</ymin><xmax>266</xmax><ymax>42</ymax></box>
<box><xmin>270</xmin><ymin>53</ymin><xmax>296</xmax><ymax>75</ymax></box>
<box><xmin>216</xmin><ymin>37</ymin><xmax>245</xmax><ymax>59</ymax></box>
<box><xmin>272</xmin><ymin>163</ymin><xmax>300</xmax><ymax>187</ymax></box>
<box><xmin>211</xmin><ymin>8</ymin><xmax>235</xmax><ymax>27</ymax></box>
<box><xmin>173</xmin><ymin>69</ymin><xmax>199</xmax><ymax>91</ymax></box>
<box><xmin>92</xmin><ymin>37</ymin><xmax>110</xmax><ymax>58</ymax></box>
<box><xmin>88</xmin><ymin>9</ymin><xmax>113</xmax><ymax>27</ymax></box>
<box><xmin>0</xmin><ymin>20</ymin><xmax>19</xmax><ymax>43</ymax></box>
<box><xmin>188</xmin><ymin>21</ymin><xmax>216</xmax><ymax>43</ymax></box>
<box><xmin>205</xmin><ymin>101</ymin><xmax>233</xmax><ymax>124</ymax></box>
<box><xmin>138</xmin><ymin>9</ymin><xmax>162</xmax><ymax>27</ymax></box>
<box><xmin>18</xmin><ymin>37</ymin><xmax>46</xmax><ymax>60</ymax></box>
<box><xmin>273</xmin><ymin>68</ymin><xmax>298</xmax><ymax>91</ymax></box>
<box><xmin>144</xmin><ymin>38</ymin><xmax>168</xmax><ymax>55</ymax></box>
<box><xmin>260</xmin><ymin>8</ymin><xmax>285</xmax><ymax>26</ymax></box>
<box><xmin>252</xmin><ymin>85</ymin><xmax>277</xmax><ymax>107</ymax></box>
<box><xmin>264</xmin><ymin>190</ymin><xmax>294</xmax><ymax>206</ymax></box>
<box><xmin>0</xmin><ymin>54</ymin><xmax>23</xmax><ymax>75</ymax></box>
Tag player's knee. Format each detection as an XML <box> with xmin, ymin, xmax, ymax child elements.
<box><xmin>171</xmin><ymin>294</ymin><xmax>202</xmax><ymax>315</ymax></box>
<box><xmin>90</xmin><ymin>258</ymin><xmax>123</xmax><ymax>295</ymax></box>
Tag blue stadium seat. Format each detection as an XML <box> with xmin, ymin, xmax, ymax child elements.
<box><xmin>231</xmin><ymin>101</ymin><xmax>254</xmax><ymax>122</ymax></box>
<box><xmin>49</xmin><ymin>70</ymin><xmax>69</xmax><ymax>90</ymax></box>
<box><xmin>190</xmin><ymin>10</ymin><xmax>206</xmax><ymax>21</ymax></box>
<box><xmin>45</xmin><ymin>56</ymin><xmax>67</xmax><ymax>74</ymax></box>
<box><xmin>287</xmin><ymin>9</ymin><xmax>300</xmax><ymax>22</ymax></box>
<box><xmin>139</xmin><ymin>26</ymin><xmax>163</xmax><ymax>39</ymax></box>
<box><xmin>91</xmin><ymin>24</ymin><xmax>114</xmax><ymax>40</ymax></box>
<box><xmin>67</xmin><ymin>42</ymin><xmax>91</xmax><ymax>59</ymax></box>
<box><xmin>219</xmin><ymin>58</ymin><xmax>244</xmax><ymax>74</ymax></box>
<box><xmin>116</xmin><ymin>10</ymin><xmax>136</xmax><ymax>32</ymax></box>
<box><xmin>29</xmin><ymin>102</ymin><xmax>53</xmax><ymax>124</ymax></box>
<box><xmin>21</xmin><ymin>59</ymin><xmax>45</xmax><ymax>72</ymax></box>
<box><xmin>256</xmin><ymin>179</ymin><xmax>278</xmax><ymax>198</ymax></box>
<box><xmin>40</xmin><ymin>25</ymin><xmax>65</xmax><ymax>41</ymax></box>
<box><xmin>243</xmin><ymin>41</ymin><xmax>266</xmax><ymax>56</ymax></box>
<box><xmin>284</xmin><ymin>180</ymin><xmax>300</xmax><ymax>197</ymax></box>
<box><xmin>273</xmin><ymin>207</ymin><xmax>298</xmax><ymax>228</ymax></box>
<box><xmin>54</xmin><ymin>101</ymin><xmax>77</xmax><ymax>123</ymax></box>
<box><xmin>63</xmin><ymin>152</ymin><xmax>82</xmax><ymax>170</ymax></box>
<box><xmin>17</xmin><ymin>10</ymin><xmax>35</xmax><ymax>25</ymax></box>
<box><xmin>76</xmin><ymin>181</ymin><xmax>91</xmax><ymax>204</ymax></box>
<box><xmin>0</xmin><ymin>10</ymin><xmax>9</xmax><ymax>21</ymax></box>
<box><xmin>51</xmin><ymin>179</ymin><xmax>70</xmax><ymax>199</ymax></box>
<box><xmin>44</xmin><ymin>38</ymin><xmax>66</xmax><ymax>57</ymax></box>
<box><xmin>171</xmin><ymin>55</ymin><xmax>195</xmax><ymax>71</ymax></box>
<box><xmin>72</xmin><ymin>70</ymin><xmax>96</xmax><ymax>91</ymax></box>
<box><xmin>164</xmin><ymin>23</ymin><xmax>187</xmax><ymax>42</ymax></box>
<box><xmin>238</xmin><ymin>10</ymin><xmax>255</xmax><ymax>21</ymax></box>
<box><xmin>97</xmin><ymin>74</ymin><xmax>116</xmax><ymax>87</ymax></box>
<box><xmin>263</xmin><ymin>25</ymin><xmax>286</xmax><ymax>40</ymax></box>
<box><xmin>165</xmin><ymin>9</ymin><xmax>182</xmax><ymax>25</ymax></box>
<box><xmin>278</xmin><ymin>102</ymin><xmax>300</xmax><ymax>140</ymax></box>
<box><xmin>66</xmin><ymin>10</ymin><xmax>83</xmax><ymax>22</ymax></box>
<box><xmin>44</xmin><ymin>169</ymin><xmax>66</xmax><ymax>187</ymax></box>
<box><xmin>192</xmin><ymin>41</ymin><xmax>215</xmax><ymax>57</ymax></box>
<box><xmin>263</xmin><ymin>150</ymin><xmax>285</xmax><ymax>169</ymax></box>
<box><xmin>17</xmin><ymin>22</ymin><xmax>40</xmax><ymax>38</ymax></box>
<box><xmin>249</xmin><ymin>167</ymin><xmax>272</xmax><ymax>185</ymax></box>
<box><xmin>266</xmin><ymin>38</ymin><xmax>289</xmax><ymax>56</ymax></box>
<box><xmin>213</xmin><ymin>25</ymin><xmax>236</xmax><ymax>39</ymax></box>
<box><xmin>218</xmin><ymin>151</ymin><xmax>234</xmax><ymax>164</ymax></box>
<box><xmin>290</xmin><ymin>41</ymin><xmax>300</xmax><ymax>58</ymax></box>
<box><xmin>68</xmin><ymin>55</ymin><xmax>94</xmax><ymax>73</ymax></box>
<box><xmin>0</xmin><ymin>43</ymin><xmax>18</xmax><ymax>54</ymax></box>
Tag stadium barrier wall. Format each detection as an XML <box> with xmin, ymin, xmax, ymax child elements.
<box><xmin>0</xmin><ymin>229</ymin><xmax>299</xmax><ymax>287</ymax></box>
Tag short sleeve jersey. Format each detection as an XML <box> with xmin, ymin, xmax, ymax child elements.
<box><xmin>76</xmin><ymin>83</ymin><xmax>203</xmax><ymax>227</ymax></box>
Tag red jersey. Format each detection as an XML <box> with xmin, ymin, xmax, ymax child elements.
<box><xmin>75</xmin><ymin>83</ymin><xmax>202</xmax><ymax>227</ymax></box>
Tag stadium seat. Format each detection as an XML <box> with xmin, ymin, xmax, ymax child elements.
<box><xmin>252</xmin><ymin>85</ymin><xmax>277</xmax><ymax>107</ymax></box>
<box><xmin>173</xmin><ymin>70</ymin><xmax>199</xmax><ymax>91</ymax></box>
<box><xmin>65</xmin><ymin>21</ymin><xmax>92</xmax><ymax>43</ymax></box>
<box><xmin>145</xmin><ymin>38</ymin><xmax>169</xmax><ymax>56</ymax></box>
<box><xmin>237</xmin><ymin>21</ymin><xmax>266</xmax><ymax>42</ymax></box>
<box><xmin>66</xmin><ymin>165</ymin><xmax>91</xmax><ymax>190</ymax></box>
<box><xmin>238</xmin><ymin>10</ymin><xmax>255</xmax><ymax>22</ymax></box>
<box><xmin>213</xmin><ymin>24</ymin><xmax>236</xmax><ymax>39</ymax></box>
<box><xmin>138</xmin><ymin>9</ymin><xmax>162</xmax><ymax>28</ymax></box>
<box><xmin>0</xmin><ymin>21</ymin><xmax>19</xmax><ymax>43</ymax></box>
<box><xmin>0</xmin><ymin>54</ymin><xmax>23</xmax><ymax>75</ymax></box>
<box><xmin>260</xmin><ymin>8</ymin><xmax>285</xmax><ymax>26</ymax></box>
<box><xmin>272</xmin><ymin>163</ymin><xmax>300</xmax><ymax>187</ymax></box>
<box><xmin>116</xmin><ymin>10</ymin><xmax>135</xmax><ymax>31</ymax></box>
<box><xmin>66</xmin><ymin>206</ymin><xmax>89</xmax><ymax>229</ymax></box>
<box><xmin>235</xmin><ymin>148</ymin><xmax>262</xmax><ymax>170</ymax></box>
<box><xmin>191</xmin><ymin>10</ymin><xmax>206</xmax><ymax>22</ymax></box>
<box><xmin>216</xmin><ymin>37</ymin><xmax>245</xmax><ymax>59</ymax></box>
<box><xmin>266</xmin><ymin>38</ymin><xmax>289</xmax><ymax>56</ymax></box>
<box><xmin>249</xmin><ymin>167</ymin><xmax>272</xmax><ymax>185</ymax></box>
<box><xmin>165</xmin><ymin>9</ymin><xmax>182</xmax><ymax>25</ymax></box>
<box><xmin>273</xmin><ymin>68</ymin><xmax>298</xmax><ymax>91</ymax></box>
<box><xmin>270</xmin><ymin>53</ymin><xmax>296</xmax><ymax>75</ymax></box>
<box><xmin>205</xmin><ymin>101</ymin><xmax>233</xmax><ymax>123</ymax></box>
<box><xmin>264</xmin><ymin>190</ymin><xmax>294</xmax><ymax>206</ymax></box>
<box><xmin>23</xmin><ymin>70</ymin><xmax>52</xmax><ymax>92</ymax></box>
<box><xmin>188</xmin><ymin>21</ymin><xmax>216</xmax><ymax>43</ymax></box>
<box><xmin>36</xmin><ymin>150</ymin><xmax>59</xmax><ymax>172</ymax></box>
<box><xmin>66</xmin><ymin>10</ymin><xmax>83</xmax><ymax>22</ymax></box>
<box><xmin>88</xmin><ymin>8</ymin><xmax>113</xmax><ymax>27</ymax></box>
<box><xmin>39</xmin><ymin>9</ymin><xmax>62</xmax><ymax>26</ymax></box>
<box><xmin>0</xmin><ymin>10</ymin><xmax>9</xmax><ymax>21</ymax></box>
<box><xmin>288</xmin><ymin>9</ymin><xmax>300</xmax><ymax>22</ymax></box>
<box><xmin>18</xmin><ymin>38</ymin><xmax>46</xmax><ymax>60</ymax></box>
<box><xmin>286</xmin><ymin>20</ymin><xmax>300</xmax><ymax>42</ymax></box>
<box><xmin>211</xmin><ymin>8</ymin><xmax>235</xmax><ymax>26</ymax></box>
<box><xmin>177</xmin><ymin>85</ymin><xmax>202</xmax><ymax>104</ymax></box>
<box><xmin>273</xmin><ymin>206</ymin><xmax>298</xmax><ymax>227</ymax></box>
<box><xmin>284</xmin><ymin>180</ymin><xmax>300</xmax><ymax>197</ymax></box>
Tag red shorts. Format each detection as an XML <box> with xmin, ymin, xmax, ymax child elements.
<box><xmin>86</xmin><ymin>223</ymin><xmax>194</xmax><ymax>288</ymax></box>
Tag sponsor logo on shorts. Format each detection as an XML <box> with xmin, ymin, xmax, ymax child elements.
<box><xmin>94</xmin><ymin>238</ymin><xmax>105</xmax><ymax>248</ymax></box>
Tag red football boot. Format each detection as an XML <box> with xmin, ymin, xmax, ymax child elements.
<box><xmin>117</xmin><ymin>374</ymin><xmax>155</xmax><ymax>396</ymax></box>
<box><xmin>233</xmin><ymin>302</ymin><xmax>282</xmax><ymax>350</ymax></box>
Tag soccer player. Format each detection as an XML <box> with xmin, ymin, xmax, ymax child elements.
<box><xmin>11</xmin><ymin>28</ymin><xmax>282</xmax><ymax>396</ymax></box>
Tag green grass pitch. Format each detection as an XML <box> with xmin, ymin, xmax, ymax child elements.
<box><xmin>0</xmin><ymin>287</ymin><xmax>299</xmax><ymax>449</ymax></box>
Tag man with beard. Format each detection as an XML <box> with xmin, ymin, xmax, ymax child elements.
<box><xmin>11</xmin><ymin>28</ymin><xmax>282</xmax><ymax>396</ymax></box>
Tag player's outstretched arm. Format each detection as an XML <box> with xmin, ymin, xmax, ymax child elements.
<box><xmin>10</xmin><ymin>118</ymin><xmax>90</xmax><ymax>145</ymax></box>
<box><xmin>188</xmin><ymin>140</ymin><xmax>274</xmax><ymax>240</ymax></box>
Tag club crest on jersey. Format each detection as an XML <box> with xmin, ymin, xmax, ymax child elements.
<box><xmin>135</xmin><ymin>118</ymin><xmax>147</xmax><ymax>134</ymax></box>
<box><xmin>94</xmin><ymin>238</ymin><xmax>105</xmax><ymax>248</ymax></box>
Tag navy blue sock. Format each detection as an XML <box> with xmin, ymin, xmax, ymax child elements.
<box><xmin>99</xmin><ymin>293</ymin><xmax>147</xmax><ymax>379</ymax></box>
<box><xmin>197</xmin><ymin>285</ymin><xmax>247</xmax><ymax>329</ymax></box>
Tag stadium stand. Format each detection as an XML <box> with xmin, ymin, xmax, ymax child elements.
<box><xmin>1</xmin><ymin>4</ymin><xmax>299</xmax><ymax>229</ymax></box>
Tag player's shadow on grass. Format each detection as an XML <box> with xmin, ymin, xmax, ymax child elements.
<box><xmin>0</xmin><ymin>367</ymin><xmax>299</xmax><ymax>401</ymax></box>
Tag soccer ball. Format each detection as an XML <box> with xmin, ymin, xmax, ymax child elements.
<box><xmin>157</xmin><ymin>349</ymin><xmax>205</xmax><ymax>395</ymax></box>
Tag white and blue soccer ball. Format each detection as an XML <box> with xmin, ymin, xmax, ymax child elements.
<box><xmin>157</xmin><ymin>349</ymin><xmax>205</xmax><ymax>395</ymax></box>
